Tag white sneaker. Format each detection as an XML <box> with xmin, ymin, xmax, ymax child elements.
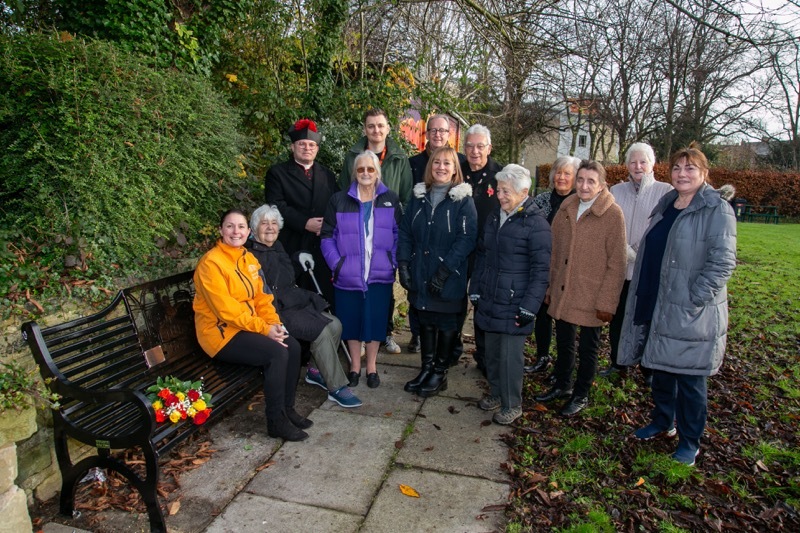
<box><xmin>384</xmin><ymin>336</ymin><xmax>401</xmax><ymax>354</ymax></box>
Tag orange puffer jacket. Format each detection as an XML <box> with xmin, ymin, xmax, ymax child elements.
<box><xmin>193</xmin><ymin>240</ymin><xmax>282</xmax><ymax>356</ymax></box>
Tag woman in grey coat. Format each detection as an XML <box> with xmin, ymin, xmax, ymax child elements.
<box><xmin>618</xmin><ymin>143</ymin><xmax>736</xmax><ymax>466</ymax></box>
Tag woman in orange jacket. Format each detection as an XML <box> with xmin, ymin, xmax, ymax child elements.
<box><xmin>193</xmin><ymin>209</ymin><xmax>309</xmax><ymax>441</ymax></box>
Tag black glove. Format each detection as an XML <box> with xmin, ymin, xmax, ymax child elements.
<box><xmin>515</xmin><ymin>307</ymin><xmax>535</xmax><ymax>328</ymax></box>
<box><xmin>398</xmin><ymin>262</ymin><xmax>412</xmax><ymax>291</ymax></box>
<box><xmin>427</xmin><ymin>264</ymin><xmax>450</xmax><ymax>297</ymax></box>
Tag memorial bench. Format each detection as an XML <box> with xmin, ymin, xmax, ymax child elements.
<box><xmin>743</xmin><ymin>204</ymin><xmax>781</xmax><ymax>224</ymax></box>
<box><xmin>22</xmin><ymin>271</ymin><xmax>264</xmax><ymax>533</ymax></box>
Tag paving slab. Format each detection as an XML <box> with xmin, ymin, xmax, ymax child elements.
<box><xmin>205</xmin><ymin>492</ymin><xmax>360</xmax><ymax>533</ymax></box>
<box><xmin>361</xmin><ymin>468</ymin><xmax>508</xmax><ymax>533</ymax></box>
<box><xmin>396</xmin><ymin>396</ymin><xmax>511</xmax><ymax>484</ymax></box>
<box><xmin>245</xmin><ymin>409</ymin><xmax>407</xmax><ymax>516</ymax></box>
<box><xmin>317</xmin><ymin>364</ymin><xmax>424</xmax><ymax>422</ymax></box>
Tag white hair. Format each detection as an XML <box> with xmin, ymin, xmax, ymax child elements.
<box><xmin>250</xmin><ymin>204</ymin><xmax>284</xmax><ymax>234</ymax></box>
<box><xmin>548</xmin><ymin>156</ymin><xmax>582</xmax><ymax>188</ymax></box>
<box><xmin>465</xmin><ymin>124</ymin><xmax>492</xmax><ymax>146</ymax></box>
<box><xmin>351</xmin><ymin>151</ymin><xmax>382</xmax><ymax>182</ymax></box>
<box><xmin>496</xmin><ymin>164</ymin><xmax>532</xmax><ymax>193</ymax></box>
<box><xmin>625</xmin><ymin>142</ymin><xmax>656</xmax><ymax>166</ymax></box>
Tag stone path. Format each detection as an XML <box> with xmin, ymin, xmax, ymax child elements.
<box><xmin>42</xmin><ymin>321</ymin><xmax>512</xmax><ymax>533</ymax></box>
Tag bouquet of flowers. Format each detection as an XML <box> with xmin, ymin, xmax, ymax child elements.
<box><xmin>146</xmin><ymin>376</ymin><xmax>213</xmax><ymax>425</ymax></box>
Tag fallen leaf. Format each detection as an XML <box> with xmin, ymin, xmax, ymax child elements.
<box><xmin>394</xmin><ymin>440</ymin><xmax>404</xmax><ymax>449</ymax></box>
<box><xmin>635</xmin><ymin>477</ymin><xmax>645</xmax><ymax>487</ymax></box>
<box><xmin>755</xmin><ymin>460</ymin><xmax>770</xmax><ymax>472</ymax></box>
<box><xmin>481</xmin><ymin>503</ymin><xmax>507</xmax><ymax>512</ymax></box>
<box><xmin>480</xmin><ymin>420</ymin><xmax>492</xmax><ymax>427</ymax></box>
<box><xmin>168</xmin><ymin>500</ymin><xmax>181</xmax><ymax>515</ymax></box>
<box><xmin>433</xmin><ymin>423</ymin><xmax>441</xmax><ymax>430</ymax></box>
<box><xmin>423</xmin><ymin>446</ymin><xmax>434</xmax><ymax>451</ymax></box>
<box><xmin>533</xmin><ymin>403</ymin><xmax>548</xmax><ymax>412</ymax></box>
<box><xmin>256</xmin><ymin>460</ymin><xmax>275</xmax><ymax>472</ymax></box>
<box><xmin>448</xmin><ymin>405</ymin><xmax>460</xmax><ymax>414</ymax></box>
<box><xmin>399</xmin><ymin>484</ymin><xmax>420</xmax><ymax>498</ymax></box>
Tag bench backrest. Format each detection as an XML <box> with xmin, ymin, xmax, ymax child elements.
<box><xmin>23</xmin><ymin>271</ymin><xmax>198</xmax><ymax>401</ymax></box>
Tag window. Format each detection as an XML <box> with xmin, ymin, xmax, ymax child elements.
<box><xmin>578</xmin><ymin>134</ymin><xmax>587</xmax><ymax>148</ymax></box>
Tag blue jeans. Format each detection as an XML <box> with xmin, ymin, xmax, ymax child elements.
<box><xmin>651</xmin><ymin>371</ymin><xmax>708</xmax><ymax>453</ymax></box>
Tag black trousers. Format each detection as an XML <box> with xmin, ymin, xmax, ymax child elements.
<box><xmin>607</xmin><ymin>279</ymin><xmax>630</xmax><ymax>368</ymax></box>
<box><xmin>216</xmin><ymin>331</ymin><xmax>301</xmax><ymax>419</ymax></box>
<box><xmin>553</xmin><ymin>320</ymin><xmax>602</xmax><ymax>398</ymax></box>
<box><xmin>533</xmin><ymin>302</ymin><xmax>553</xmax><ymax>359</ymax></box>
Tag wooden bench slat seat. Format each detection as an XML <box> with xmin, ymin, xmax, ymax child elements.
<box><xmin>22</xmin><ymin>271</ymin><xmax>264</xmax><ymax>532</ymax></box>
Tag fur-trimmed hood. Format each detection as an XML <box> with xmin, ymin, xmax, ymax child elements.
<box><xmin>413</xmin><ymin>181</ymin><xmax>473</xmax><ymax>201</ymax></box>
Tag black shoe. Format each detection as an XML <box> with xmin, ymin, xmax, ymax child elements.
<box><xmin>407</xmin><ymin>335</ymin><xmax>421</xmax><ymax>353</ymax></box>
<box><xmin>286</xmin><ymin>407</ymin><xmax>313</xmax><ymax>429</ymax></box>
<box><xmin>348</xmin><ymin>371</ymin><xmax>361</xmax><ymax>387</ymax></box>
<box><xmin>535</xmin><ymin>386</ymin><xmax>573</xmax><ymax>403</ymax></box>
<box><xmin>367</xmin><ymin>372</ymin><xmax>380</xmax><ymax>388</ymax></box>
<box><xmin>560</xmin><ymin>396</ymin><xmax>588</xmax><ymax>417</ymax></box>
<box><xmin>267</xmin><ymin>413</ymin><xmax>309</xmax><ymax>441</ymax></box>
<box><xmin>599</xmin><ymin>366</ymin><xmax>628</xmax><ymax>378</ymax></box>
<box><xmin>524</xmin><ymin>355</ymin><xmax>551</xmax><ymax>374</ymax></box>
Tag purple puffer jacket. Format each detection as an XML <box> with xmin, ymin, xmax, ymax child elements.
<box><xmin>321</xmin><ymin>181</ymin><xmax>401</xmax><ymax>291</ymax></box>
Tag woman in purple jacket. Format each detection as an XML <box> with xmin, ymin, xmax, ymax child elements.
<box><xmin>321</xmin><ymin>151</ymin><xmax>402</xmax><ymax>389</ymax></box>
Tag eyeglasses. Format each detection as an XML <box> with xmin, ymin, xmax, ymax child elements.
<box><xmin>465</xmin><ymin>142</ymin><xmax>488</xmax><ymax>151</ymax></box>
<box><xmin>427</xmin><ymin>128</ymin><xmax>449</xmax><ymax>135</ymax></box>
<box><xmin>356</xmin><ymin>166</ymin><xmax>377</xmax><ymax>174</ymax></box>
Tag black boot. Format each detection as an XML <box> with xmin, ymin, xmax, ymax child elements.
<box><xmin>405</xmin><ymin>324</ymin><xmax>436</xmax><ymax>393</ymax></box>
<box><xmin>418</xmin><ymin>329</ymin><xmax>458</xmax><ymax>398</ymax></box>
<box><xmin>286</xmin><ymin>407</ymin><xmax>313</xmax><ymax>429</ymax></box>
<box><xmin>524</xmin><ymin>355</ymin><xmax>551</xmax><ymax>374</ymax></box>
<box><xmin>267</xmin><ymin>411</ymin><xmax>309</xmax><ymax>441</ymax></box>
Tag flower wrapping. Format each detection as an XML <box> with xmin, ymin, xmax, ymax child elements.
<box><xmin>146</xmin><ymin>376</ymin><xmax>213</xmax><ymax>426</ymax></box>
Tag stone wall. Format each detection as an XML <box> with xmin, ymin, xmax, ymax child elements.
<box><xmin>1</xmin><ymin>302</ymin><xmax>97</xmax><ymax>515</ymax></box>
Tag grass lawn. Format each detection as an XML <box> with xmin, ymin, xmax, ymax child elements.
<box><xmin>505</xmin><ymin>222</ymin><xmax>800</xmax><ymax>532</ymax></box>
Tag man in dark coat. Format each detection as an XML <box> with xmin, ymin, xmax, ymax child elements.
<box><xmin>460</xmin><ymin>124</ymin><xmax>502</xmax><ymax>374</ymax></box>
<box><xmin>265</xmin><ymin>119</ymin><xmax>339</xmax><ymax>307</ymax></box>
<box><xmin>406</xmin><ymin>114</ymin><xmax>467</xmax><ymax>353</ymax></box>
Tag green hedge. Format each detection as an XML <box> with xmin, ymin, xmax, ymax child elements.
<box><xmin>0</xmin><ymin>32</ymin><xmax>247</xmax><ymax>298</ymax></box>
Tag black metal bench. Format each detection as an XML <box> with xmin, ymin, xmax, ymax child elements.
<box><xmin>22</xmin><ymin>271</ymin><xmax>264</xmax><ymax>532</ymax></box>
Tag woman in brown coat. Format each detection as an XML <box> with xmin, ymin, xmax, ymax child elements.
<box><xmin>535</xmin><ymin>160</ymin><xmax>626</xmax><ymax>417</ymax></box>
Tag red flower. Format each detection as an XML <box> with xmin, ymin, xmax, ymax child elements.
<box><xmin>155</xmin><ymin>409</ymin><xmax>166</xmax><ymax>423</ymax></box>
<box><xmin>180</xmin><ymin>410</ymin><xmax>187</xmax><ymax>420</ymax></box>
<box><xmin>294</xmin><ymin>118</ymin><xmax>317</xmax><ymax>132</ymax></box>
<box><xmin>165</xmin><ymin>394</ymin><xmax>179</xmax><ymax>406</ymax></box>
<box><xmin>187</xmin><ymin>389</ymin><xmax>200</xmax><ymax>402</ymax></box>
<box><xmin>487</xmin><ymin>185</ymin><xmax>495</xmax><ymax>197</ymax></box>
<box><xmin>192</xmin><ymin>408</ymin><xmax>211</xmax><ymax>425</ymax></box>
<box><xmin>158</xmin><ymin>388</ymin><xmax>171</xmax><ymax>399</ymax></box>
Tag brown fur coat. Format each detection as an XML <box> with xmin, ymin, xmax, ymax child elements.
<box><xmin>547</xmin><ymin>188</ymin><xmax>627</xmax><ymax>327</ymax></box>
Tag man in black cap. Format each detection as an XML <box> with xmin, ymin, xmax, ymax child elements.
<box><xmin>265</xmin><ymin>119</ymin><xmax>338</xmax><ymax>307</ymax></box>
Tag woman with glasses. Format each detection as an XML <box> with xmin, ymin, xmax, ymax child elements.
<box><xmin>398</xmin><ymin>147</ymin><xmax>478</xmax><ymax>397</ymax></box>
<box><xmin>321</xmin><ymin>151</ymin><xmax>402</xmax><ymax>389</ymax></box>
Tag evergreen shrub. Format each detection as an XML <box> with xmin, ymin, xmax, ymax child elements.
<box><xmin>0</xmin><ymin>32</ymin><xmax>247</xmax><ymax>302</ymax></box>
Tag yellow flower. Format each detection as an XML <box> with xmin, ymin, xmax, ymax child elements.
<box><xmin>226</xmin><ymin>73</ymin><xmax>238</xmax><ymax>83</ymax></box>
<box><xmin>169</xmin><ymin>410</ymin><xmax>181</xmax><ymax>424</ymax></box>
<box><xmin>176</xmin><ymin>392</ymin><xmax>186</xmax><ymax>402</ymax></box>
<box><xmin>192</xmin><ymin>399</ymin><xmax>207</xmax><ymax>412</ymax></box>
<box><xmin>187</xmin><ymin>407</ymin><xmax>197</xmax><ymax>417</ymax></box>
<box><xmin>152</xmin><ymin>400</ymin><xmax>163</xmax><ymax>410</ymax></box>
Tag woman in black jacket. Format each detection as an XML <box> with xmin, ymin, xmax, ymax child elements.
<box><xmin>397</xmin><ymin>147</ymin><xmax>478</xmax><ymax>397</ymax></box>
<box><xmin>247</xmin><ymin>205</ymin><xmax>362</xmax><ymax>409</ymax></box>
<box><xmin>470</xmin><ymin>164</ymin><xmax>552</xmax><ymax>425</ymax></box>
